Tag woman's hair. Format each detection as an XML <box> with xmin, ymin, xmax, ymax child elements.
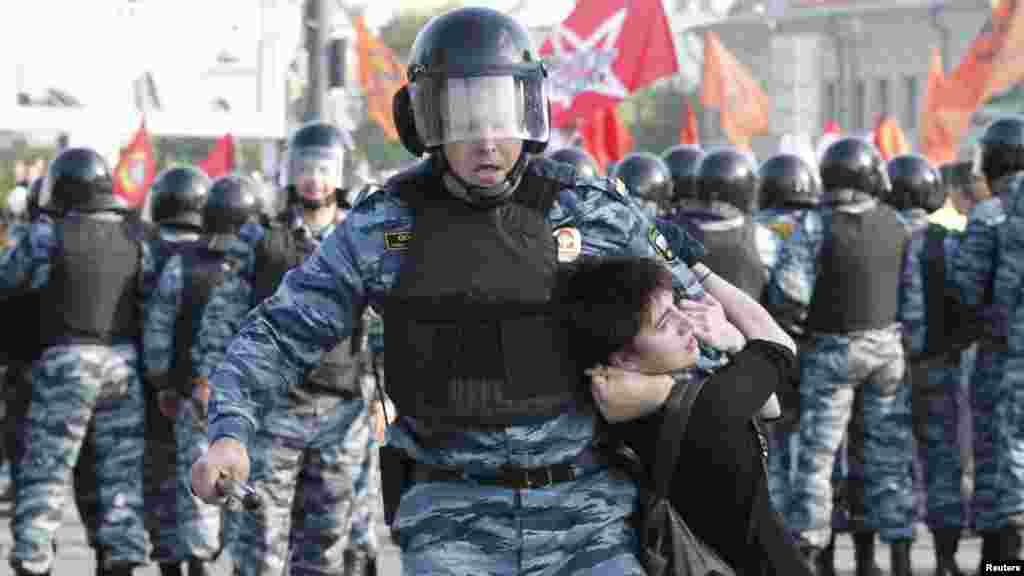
<box><xmin>555</xmin><ymin>256</ymin><xmax>674</xmax><ymax>369</ymax></box>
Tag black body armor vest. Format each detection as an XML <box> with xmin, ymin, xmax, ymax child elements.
<box><xmin>807</xmin><ymin>204</ymin><xmax>907</xmax><ymax>333</ymax></box>
<box><xmin>252</xmin><ymin>221</ymin><xmax>364</xmax><ymax>398</ymax></box>
<box><xmin>41</xmin><ymin>215</ymin><xmax>141</xmax><ymax>346</ymax></box>
<box><xmin>699</xmin><ymin>218</ymin><xmax>766</xmax><ymax>299</ymax></box>
<box><xmin>384</xmin><ymin>158</ymin><xmax>584</xmax><ymax>428</ymax></box>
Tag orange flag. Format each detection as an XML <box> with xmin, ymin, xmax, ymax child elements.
<box><xmin>354</xmin><ymin>15</ymin><xmax>406</xmax><ymax>141</ymax></box>
<box><xmin>700</xmin><ymin>31</ymin><xmax>770</xmax><ymax>152</ymax></box>
<box><xmin>199</xmin><ymin>133</ymin><xmax>235</xmax><ymax>178</ymax></box>
<box><xmin>679</xmin><ymin>97</ymin><xmax>699</xmax><ymax>146</ymax></box>
<box><xmin>874</xmin><ymin>116</ymin><xmax>910</xmax><ymax>161</ymax></box>
<box><xmin>985</xmin><ymin>0</ymin><xmax>1024</xmax><ymax>98</ymax></box>
<box><xmin>920</xmin><ymin>47</ymin><xmax>958</xmax><ymax>165</ymax></box>
<box><xmin>113</xmin><ymin>120</ymin><xmax>156</xmax><ymax>210</ymax></box>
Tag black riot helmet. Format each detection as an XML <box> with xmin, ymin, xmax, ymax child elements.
<box><xmin>203</xmin><ymin>175</ymin><xmax>263</xmax><ymax>235</ymax></box>
<box><xmin>696</xmin><ymin>148</ymin><xmax>759</xmax><ymax>214</ymax></box>
<box><xmin>977</xmin><ymin>116</ymin><xmax>1024</xmax><ymax>186</ymax></box>
<box><xmin>662</xmin><ymin>145</ymin><xmax>705</xmax><ymax>202</ymax></box>
<box><xmin>611</xmin><ymin>153</ymin><xmax>674</xmax><ymax>208</ymax></box>
<box><xmin>393</xmin><ymin>7</ymin><xmax>549</xmax><ymax>207</ymax></box>
<box><xmin>39</xmin><ymin>147</ymin><xmax>125</xmax><ymax>216</ymax></box>
<box><xmin>758</xmin><ymin>154</ymin><xmax>821</xmax><ymax>210</ymax></box>
<box><xmin>886</xmin><ymin>154</ymin><xmax>945</xmax><ymax>213</ymax></box>
<box><xmin>819</xmin><ymin>137</ymin><xmax>890</xmax><ymax>198</ymax></box>
<box><xmin>146</xmin><ymin>166</ymin><xmax>211</xmax><ymax>230</ymax></box>
<box><xmin>284</xmin><ymin>120</ymin><xmax>353</xmax><ymax>210</ymax></box>
<box><xmin>548</xmin><ymin>147</ymin><xmax>599</xmax><ymax>179</ymax></box>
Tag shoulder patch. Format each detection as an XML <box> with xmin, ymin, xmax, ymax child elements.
<box><xmin>384</xmin><ymin>229</ymin><xmax>412</xmax><ymax>251</ymax></box>
<box><xmin>614</xmin><ymin>177</ymin><xmax>628</xmax><ymax>197</ymax></box>
<box><xmin>767</xmin><ymin>221</ymin><xmax>796</xmax><ymax>240</ymax></box>
<box><xmin>648</xmin><ymin>224</ymin><xmax>675</xmax><ymax>263</ymax></box>
<box><xmin>553</xmin><ymin>227</ymin><xmax>582</xmax><ymax>262</ymax></box>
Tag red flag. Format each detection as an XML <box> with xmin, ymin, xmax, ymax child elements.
<box><xmin>580</xmin><ymin>106</ymin><xmax>633</xmax><ymax>173</ymax></box>
<box><xmin>679</xmin><ymin>97</ymin><xmax>699</xmax><ymax>145</ymax></box>
<box><xmin>113</xmin><ymin>121</ymin><xmax>155</xmax><ymax>210</ymax></box>
<box><xmin>920</xmin><ymin>47</ymin><xmax>958</xmax><ymax>165</ymax></box>
<box><xmin>873</xmin><ymin>116</ymin><xmax>910</xmax><ymax>161</ymax></box>
<box><xmin>199</xmin><ymin>134</ymin><xmax>235</xmax><ymax>178</ymax></box>
<box><xmin>540</xmin><ymin>0</ymin><xmax>678</xmax><ymax>128</ymax></box>
<box><xmin>701</xmin><ymin>31</ymin><xmax>770</xmax><ymax>152</ymax></box>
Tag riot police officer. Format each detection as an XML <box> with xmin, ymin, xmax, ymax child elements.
<box><xmin>689</xmin><ymin>148</ymin><xmax>766</xmax><ymax>299</ymax></box>
<box><xmin>662</xmin><ymin>144</ymin><xmax>705</xmax><ymax>240</ymax></box>
<box><xmin>2</xmin><ymin>148</ymin><xmax>153</xmax><ymax>576</ymax></box>
<box><xmin>953</xmin><ymin>115</ymin><xmax>1024</xmax><ymax>565</ymax></box>
<box><xmin>611</xmin><ymin>152</ymin><xmax>674</xmax><ymax>217</ymax></box>
<box><xmin>766</xmin><ymin>138</ymin><xmax>914</xmax><ymax>576</ymax></box>
<box><xmin>887</xmin><ymin>154</ymin><xmax>971</xmax><ymax>575</ymax></box>
<box><xmin>191</xmin><ymin>7</ymin><xmax>738</xmax><ymax>575</ymax></box>
<box><xmin>547</xmin><ymin>146</ymin><xmax>600</xmax><ymax>181</ymax></box>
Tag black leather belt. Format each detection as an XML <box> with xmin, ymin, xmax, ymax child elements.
<box><xmin>410</xmin><ymin>461</ymin><xmax>577</xmax><ymax>490</ymax></box>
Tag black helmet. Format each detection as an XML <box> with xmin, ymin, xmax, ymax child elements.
<box><xmin>285</xmin><ymin>120</ymin><xmax>353</xmax><ymax>210</ymax></box>
<box><xmin>758</xmin><ymin>154</ymin><xmax>821</xmax><ymax>210</ymax></box>
<box><xmin>394</xmin><ymin>6</ymin><xmax>549</xmax><ymax>157</ymax></box>
<box><xmin>39</xmin><ymin>147</ymin><xmax>124</xmax><ymax>215</ymax></box>
<box><xmin>147</xmin><ymin>166</ymin><xmax>211</xmax><ymax>229</ymax></box>
<box><xmin>203</xmin><ymin>175</ymin><xmax>263</xmax><ymax>235</ymax></box>
<box><xmin>662</xmin><ymin>145</ymin><xmax>705</xmax><ymax>202</ymax></box>
<box><xmin>27</xmin><ymin>177</ymin><xmax>43</xmax><ymax>220</ymax></box>
<box><xmin>978</xmin><ymin>116</ymin><xmax>1024</xmax><ymax>186</ymax></box>
<box><xmin>696</xmin><ymin>148</ymin><xmax>759</xmax><ymax>213</ymax></box>
<box><xmin>886</xmin><ymin>154</ymin><xmax>944</xmax><ymax>213</ymax></box>
<box><xmin>548</xmin><ymin>147</ymin><xmax>599</xmax><ymax>179</ymax></box>
<box><xmin>819</xmin><ymin>137</ymin><xmax>889</xmax><ymax>197</ymax></box>
<box><xmin>611</xmin><ymin>153</ymin><xmax>674</xmax><ymax>207</ymax></box>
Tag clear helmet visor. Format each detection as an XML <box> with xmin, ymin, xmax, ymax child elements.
<box><xmin>285</xmin><ymin>146</ymin><xmax>345</xmax><ymax>200</ymax></box>
<box><xmin>411</xmin><ymin>73</ymin><xmax>549</xmax><ymax>147</ymax></box>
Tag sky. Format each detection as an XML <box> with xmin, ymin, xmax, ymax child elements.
<box><xmin>4</xmin><ymin>0</ymin><xmax>576</xmax><ymax>112</ymax></box>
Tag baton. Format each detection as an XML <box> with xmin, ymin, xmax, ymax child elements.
<box><xmin>215</xmin><ymin>476</ymin><xmax>263</xmax><ymax>512</ymax></box>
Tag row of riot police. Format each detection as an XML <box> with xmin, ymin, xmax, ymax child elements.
<box><xmin>546</xmin><ymin>121</ymin><xmax>1024</xmax><ymax>574</ymax></box>
<box><xmin>0</xmin><ymin>120</ymin><xmax>385</xmax><ymax>576</ymax></box>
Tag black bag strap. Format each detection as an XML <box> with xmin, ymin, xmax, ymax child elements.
<box><xmin>652</xmin><ymin>378</ymin><xmax>706</xmax><ymax>499</ymax></box>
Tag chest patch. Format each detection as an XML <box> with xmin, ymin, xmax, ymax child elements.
<box><xmin>553</xmin><ymin>227</ymin><xmax>582</xmax><ymax>262</ymax></box>
<box><xmin>384</xmin><ymin>229</ymin><xmax>412</xmax><ymax>251</ymax></box>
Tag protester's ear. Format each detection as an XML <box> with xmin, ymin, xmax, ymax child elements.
<box><xmin>609</xmin><ymin>348</ymin><xmax>640</xmax><ymax>371</ymax></box>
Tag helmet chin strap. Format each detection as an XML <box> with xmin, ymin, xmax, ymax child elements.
<box><xmin>440</xmin><ymin>151</ymin><xmax>529</xmax><ymax>208</ymax></box>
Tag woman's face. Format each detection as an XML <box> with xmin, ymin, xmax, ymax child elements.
<box><xmin>615</xmin><ymin>289</ymin><xmax>699</xmax><ymax>374</ymax></box>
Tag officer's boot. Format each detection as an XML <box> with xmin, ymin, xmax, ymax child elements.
<box><xmin>888</xmin><ymin>539</ymin><xmax>913</xmax><ymax>576</ymax></box>
<box><xmin>852</xmin><ymin>532</ymin><xmax>882</xmax><ymax>576</ymax></box>
<box><xmin>797</xmin><ymin>541</ymin><xmax>825</xmax><ymax>576</ymax></box>
<box><xmin>344</xmin><ymin>547</ymin><xmax>371</xmax><ymax>576</ymax></box>
<box><xmin>186</xmin><ymin>558</ymin><xmax>214</xmax><ymax>576</ymax></box>
<box><xmin>158</xmin><ymin>562</ymin><xmax>182</xmax><ymax>576</ymax></box>
<box><xmin>995</xmin><ymin>525</ymin><xmax>1023</xmax><ymax>560</ymax></box>
<box><xmin>816</xmin><ymin>533</ymin><xmax>836</xmax><ymax>576</ymax></box>
<box><xmin>931</xmin><ymin>528</ymin><xmax>964</xmax><ymax>576</ymax></box>
<box><xmin>978</xmin><ymin>530</ymin><xmax>1002</xmax><ymax>570</ymax></box>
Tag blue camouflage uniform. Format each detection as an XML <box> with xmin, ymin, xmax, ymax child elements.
<box><xmin>1</xmin><ymin>214</ymin><xmax>155</xmax><ymax>574</ymax></box>
<box><xmin>196</xmin><ymin>206</ymin><xmax>373</xmax><ymax>576</ymax></box>
<box><xmin>204</xmin><ymin>161</ymin><xmax>711</xmax><ymax>576</ymax></box>
<box><xmin>897</xmin><ymin>209</ymin><xmax>970</xmax><ymax>531</ymax></box>
<box><xmin>766</xmin><ymin>195</ymin><xmax>913</xmax><ymax>547</ymax></box>
<box><xmin>956</xmin><ymin>193</ymin><xmax>1024</xmax><ymax>531</ymax></box>
<box><xmin>143</xmin><ymin>227</ymin><xmax>255</xmax><ymax>567</ymax></box>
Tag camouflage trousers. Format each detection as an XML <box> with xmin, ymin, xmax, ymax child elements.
<box><xmin>144</xmin><ymin>390</ymin><xmax>179</xmax><ymax>563</ymax></box>
<box><xmin>11</xmin><ymin>344</ymin><xmax>149</xmax><ymax>574</ymax></box>
<box><xmin>394</xmin><ymin>461</ymin><xmax>645</xmax><ymax>575</ymax></box>
<box><xmin>348</xmin><ymin>432</ymin><xmax>381</xmax><ymax>558</ymax></box>
<box><xmin>176</xmin><ymin>396</ymin><xmax>222</xmax><ymax>561</ymax></box>
<box><xmin>978</xmin><ymin>342</ymin><xmax>1024</xmax><ymax>530</ymax></box>
<box><xmin>232</xmin><ymin>392</ymin><xmax>368</xmax><ymax>576</ymax></box>
<box><xmin>787</xmin><ymin>325</ymin><xmax>914</xmax><ymax>546</ymax></box>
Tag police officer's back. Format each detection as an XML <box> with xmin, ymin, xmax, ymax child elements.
<box><xmin>755</xmin><ymin>153</ymin><xmax>821</xmax><ymax>280</ymax></box>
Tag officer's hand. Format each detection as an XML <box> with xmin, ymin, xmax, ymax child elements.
<box><xmin>371</xmin><ymin>401</ymin><xmax>387</xmax><ymax>442</ymax></box>
<box><xmin>587</xmin><ymin>366</ymin><xmax>674</xmax><ymax>423</ymax></box>
<box><xmin>193</xmin><ymin>377</ymin><xmax>211</xmax><ymax>407</ymax></box>
<box><xmin>681</xmin><ymin>294</ymin><xmax>744</xmax><ymax>354</ymax></box>
<box><xmin>191</xmin><ymin>437</ymin><xmax>250</xmax><ymax>504</ymax></box>
<box><xmin>158</xmin><ymin>389</ymin><xmax>179</xmax><ymax>420</ymax></box>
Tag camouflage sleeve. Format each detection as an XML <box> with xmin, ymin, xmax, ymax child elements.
<box><xmin>656</xmin><ymin>217</ymin><xmax>707</xmax><ymax>269</ymax></box>
<box><xmin>194</xmin><ymin>268</ymin><xmax>252</xmax><ymax>381</ymax></box>
<box><xmin>0</xmin><ymin>219</ymin><xmax>53</xmax><ymax>293</ymax></box>
<box><xmin>143</xmin><ymin>254</ymin><xmax>185</xmax><ymax>387</ymax></box>
<box><xmin>764</xmin><ymin>210</ymin><xmax>823</xmax><ymax>333</ymax></box>
<box><xmin>550</xmin><ymin>181</ymin><xmax>705</xmax><ymax>299</ymax></box>
<box><xmin>206</xmin><ymin>221</ymin><xmax>367</xmax><ymax>447</ymax></box>
<box><xmin>953</xmin><ymin>197</ymin><xmax>1004</xmax><ymax>309</ymax></box>
<box><xmin>137</xmin><ymin>238</ymin><xmax>158</xmax><ymax>317</ymax></box>
<box><xmin>898</xmin><ymin>231</ymin><xmax>927</xmax><ymax>356</ymax></box>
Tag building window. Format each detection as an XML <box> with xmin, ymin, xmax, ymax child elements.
<box><xmin>853</xmin><ymin>80</ymin><xmax>866</xmax><ymax>131</ymax></box>
<box><xmin>905</xmin><ymin>75</ymin><xmax>919</xmax><ymax>130</ymax></box>
<box><xmin>876</xmin><ymin>77</ymin><xmax>890</xmax><ymax>118</ymax></box>
<box><xmin>824</xmin><ymin>81</ymin><xmax>838</xmax><ymax>126</ymax></box>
